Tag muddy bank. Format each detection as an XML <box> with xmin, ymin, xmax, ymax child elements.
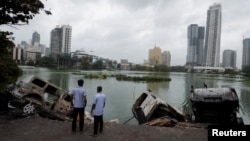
<box><xmin>0</xmin><ymin>114</ymin><xmax>208</xmax><ymax>141</ymax></box>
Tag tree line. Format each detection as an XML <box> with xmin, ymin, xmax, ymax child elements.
<box><xmin>1</xmin><ymin>0</ymin><xmax>250</xmax><ymax>85</ymax></box>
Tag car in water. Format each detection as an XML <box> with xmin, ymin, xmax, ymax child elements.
<box><xmin>190</xmin><ymin>86</ymin><xmax>244</xmax><ymax>125</ymax></box>
<box><xmin>7</xmin><ymin>75</ymin><xmax>74</xmax><ymax>121</ymax></box>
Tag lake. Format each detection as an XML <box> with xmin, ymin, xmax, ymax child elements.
<box><xmin>18</xmin><ymin>67</ymin><xmax>250</xmax><ymax>125</ymax></box>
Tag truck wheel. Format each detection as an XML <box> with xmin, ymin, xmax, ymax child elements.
<box><xmin>23</xmin><ymin>102</ymin><xmax>36</xmax><ymax>114</ymax></box>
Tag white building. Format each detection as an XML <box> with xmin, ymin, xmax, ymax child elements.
<box><xmin>26</xmin><ymin>45</ymin><xmax>41</xmax><ymax>63</ymax></box>
<box><xmin>162</xmin><ymin>51</ymin><xmax>171</xmax><ymax>67</ymax></box>
<box><xmin>204</xmin><ymin>3</ymin><xmax>222</xmax><ymax>67</ymax></box>
<box><xmin>61</xmin><ymin>25</ymin><xmax>72</xmax><ymax>54</ymax></box>
<box><xmin>222</xmin><ymin>50</ymin><xmax>236</xmax><ymax>69</ymax></box>
<box><xmin>12</xmin><ymin>46</ymin><xmax>24</xmax><ymax>64</ymax></box>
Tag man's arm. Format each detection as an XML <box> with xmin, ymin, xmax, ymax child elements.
<box><xmin>70</xmin><ymin>95</ymin><xmax>74</xmax><ymax>106</ymax></box>
<box><xmin>91</xmin><ymin>104</ymin><xmax>96</xmax><ymax>116</ymax></box>
<box><xmin>83</xmin><ymin>95</ymin><xmax>87</xmax><ymax>107</ymax></box>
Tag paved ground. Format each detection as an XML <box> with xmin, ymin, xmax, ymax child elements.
<box><xmin>0</xmin><ymin>114</ymin><xmax>208</xmax><ymax>141</ymax></box>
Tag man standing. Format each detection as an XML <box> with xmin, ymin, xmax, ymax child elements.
<box><xmin>91</xmin><ymin>86</ymin><xmax>106</xmax><ymax>137</ymax></box>
<box><xmin>70</xmin><ymin>79</ymin><xmax>87</xmax><ymax>133</ymax></box>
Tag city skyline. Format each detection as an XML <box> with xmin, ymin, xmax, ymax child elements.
<box><xmin>2</xmin><ymin>0</ymin><xmax>250</xmax><ymax>68</ymax></box>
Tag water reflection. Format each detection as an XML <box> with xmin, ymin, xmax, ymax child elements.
<box><xmin>147</xmin><ymin>82</ymin><xmax>169</xmax><ymax>94</ymax></box>
<box><xmin>16</xmin><ymin>68</ymin><xmax>250</xmax><ymax>125</ymax></box>
<box><xmin>240</xmin><ymin>89</ymin><xmax>250</xmax><ymax>124</ymax></box>
<box><xmin>48</xmin><ymin>72</ymin><xmax>70</xmax><ymax>90</ymax></box>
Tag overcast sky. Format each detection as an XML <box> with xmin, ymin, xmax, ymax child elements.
<box><xmin>2</xmin><ymin>0</ymin><xmax>250</xmax><ymax>68</ymax></box>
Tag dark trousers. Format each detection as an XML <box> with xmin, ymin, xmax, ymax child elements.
<box><xmin>94</xmin><ymin>115</ymin><xmax>103</xmax><ymax>135</ymax></box>
<box><xmin>72</xmin><ymin>108</ymin><xmax>84</xmax><ymax>132</ymax></box>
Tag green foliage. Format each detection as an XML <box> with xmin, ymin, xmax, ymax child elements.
<box><xmin>84</xmin><ymin>73</ymin><xmax>107</xmax><ymax>79</ymax></box>
<box><xmin>169</xmin><ymin>66</ymin><xmax>187</xmax><ymax>72</ymax></box>
<box><xmin>26</xmin><ymin>60</ymin><xmax>35</xmax><ymax>66</ymax></box>
<box><xmin>242</xmin><ymin>65</ymin><xmax>250</xmax><ymax>77</ymax></box>
<box><xmin>0</xmin><ymin>32</ymin><xmax>22</xmax><ymax>83</ymax></box>
<box><xmin>0</xmin><ymin>0</ymin><xmax>50</xmax><ymax>84</ymax></box>
<box><xmin>92</xmin><ymin>60</ymin><xmax>103</xmax><ymax>70</ymax></box>
<box><xmin>224</xmin><ymin>69</ymin><xmax>238</xmax><ymax>75</ymax></box>
<box><xmin>0</xmin><ymin>50</ymin><xmax>22</xmax><ymax>83</ymax></box>
<box><xmin>36</xmin><ymin>56</ymin><xmax>55</xmax><ymax>67</ymax></box>
<box><xmin>0</xmin><ymin>0</ymin><xmax>51</xmax><ymax>25</ymax></box>
<box><xmin>154</xmin><ymin>64</ymin><xmax>169</xmax><ymax>72</ymax></box>
<box><xmin>115</xmin><ymin>74</ymin><xmax>171</xmax><ymax>82</ymax></box>
<box><xmin>80</xmin><ymin>56</ymin><xmax>92</xmax><ymax>70</ymax></box>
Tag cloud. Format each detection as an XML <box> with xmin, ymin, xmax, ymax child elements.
<box><xmin>2</xmin><ymin>0</ymin><xmax>250</xmax><ymax>68</ymax></box>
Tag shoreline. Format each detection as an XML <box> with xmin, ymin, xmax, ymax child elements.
<box><xmin>0</xmin><ymin>114</ymin><xmax>208</xmax><ymax>141</ymax></box>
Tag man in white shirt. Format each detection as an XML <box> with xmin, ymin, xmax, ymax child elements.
<box><xmin>70</xmin><ymin>79</ymin><xmax>87</xmax><ymax>133</ymax></box>
<box><xmin>90</xmin><ymin>86</ymin><xmax>106</xmax><ymax>137</ymax></box>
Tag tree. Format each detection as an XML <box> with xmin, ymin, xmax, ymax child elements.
<box><xmin>36</xmin><ymin>56</ymin><xmax>55</xmax><ymax>67</ymax></box>
<box><xmin>92</xmin><ymin>60</ymin><xmax>103</xmax><ymax>70</ymax></box>
<box><xmin>0</xmin><ymin>33</ymin><xmax>21</xmax><ymax>83</ymax></box>
<box><xmin>0</xmin><ymin>0</ymin><xmax>51</xmax><ymax>84</ymax></box>
<box><xmin>80</xmin><ymin>56</ymin><xmax>92</xmax><ymax>70</ymax></box>
<box><xmin>242</xmin><ymin>65</ymin><xmax>250</xmax><ymax>77</ymax></box>
<box><xmin>0</xmin><ymin>0</ymin><xmax>51</xmax><ymax>25</ymax></box>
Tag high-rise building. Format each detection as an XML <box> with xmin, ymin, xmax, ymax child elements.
<box><xmin>162</xmin><ymin>51</ymin><xmax>171</xmax><ymax>67</ymax></box>
<box><xmin>149</xmin><ymin>46</ymin><xmax>162</xmax><ymax>66</ymax></box>
<box><xmin>61</xmin><ymin>25</ymin><xmax>72</xmax><ymax>54</ymax></box>
<box><xmin>20</xmin><ymin>41</ymin><xmax>29</xmax><ymax>48</ymax></box>
<box><xmin>222</xmin><ymin>50</ymin><xmax>236</xmax><ymax>69</ymax></box>
<box><xmin>50</xmin><ymin>25</ymin><xmax>72</xmax><ymax>62</ymax></box>
<box><xmin>187</xmin><ymin>24</ymin><xmax>205</xmax><ymax>66</ymax></box>
<box><xmin>32</xmin><ymin>31</ymin><xmax>40</xmax><ymax>46</ymax></box>
<box><xmin>50</xmin><ymin>26</ymin><xmax>61</xmax><ymax>56</ymax></box>
<box><xmin>204</xmin><ymin>3</ymin><xmax>222</xmax><ymax>67</ymax></box>
<box><xmin>242</xmin><ymin>38</ymin><xmax>250</xmax><ymax>69</ymax></box>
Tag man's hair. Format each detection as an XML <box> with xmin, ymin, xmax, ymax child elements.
<box><xmin>78</xmin><ymin>79</ymin><xmax>84</xmax><ymax>86</ymax></box>
<box><xmin>97</xmin><ymin>86</ymin><xmax>102</xmax><ymax>92</ymax></box>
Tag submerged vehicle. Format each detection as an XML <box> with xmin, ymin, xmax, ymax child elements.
<box><xmin>132</xmin><ymin>87</ymin><xmax>244</xmax><ymax>127</ymax></box>
<box><xmin>7</xmin><ymin>75</ymin><xmax>87</xmax><ymax>121</ymax></box>
<box><xmin>132</xmin><ymin>91</ymin><xmax>185</xmax><ymax>126</ymax></box>
<box><xmin>190</xmin><ymin>86</ymin><xmax>244</xmax><ymax>125</ymax></box>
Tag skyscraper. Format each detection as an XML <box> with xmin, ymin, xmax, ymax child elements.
<box><xmin>222</xmin><ymin>50</ymin><xmax>236</xmax><ymax>69</ymax></box>
<box><xmin>242</xmin><ymin>38</ymin><xmax>250</xmax><ymax>69</ymax></box>
<box><xmin>50</xmin><ymin>26</ymin><xmax>61</xmax><ymax>56</ymax></box>
<box><xmin>204</xmin><ymin>3</ymin><xmax>222</xmax><ymax>67</ymax></box>
<box><xmin>32</xmin><ymin>31</ymin><xmax>40</xmax><ymax>46</ymax></box>
<box><xmin>50</xmin><ymin>25</ymin><xmax>72</xmax><ymax>61</ymax></box>
<box><xmin>187</xmin><ymin>24</ymin><xmax>205</xmax><ymax>66</ymax></box>
<box><xmin>61</xmin><ymin>25</ymin><xmax>72</xmax><ymax>54</ymax></box>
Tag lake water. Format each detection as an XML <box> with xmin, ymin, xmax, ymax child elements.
<box><xmin>18</xmin><ymin>67</ymin><xmax>250</xmax><ymax>125</ymax></box>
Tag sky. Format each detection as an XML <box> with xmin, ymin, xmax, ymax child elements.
<box><xmin>2</xmin><ymin>0</ymin><xmax>250</xmax><ymax>68</ymax></box>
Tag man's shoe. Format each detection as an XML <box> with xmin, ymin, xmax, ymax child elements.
<box><xmin>90</xmin><ymin>134</ymin><xmax>97</xmax><ymax>137</ymax></box>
